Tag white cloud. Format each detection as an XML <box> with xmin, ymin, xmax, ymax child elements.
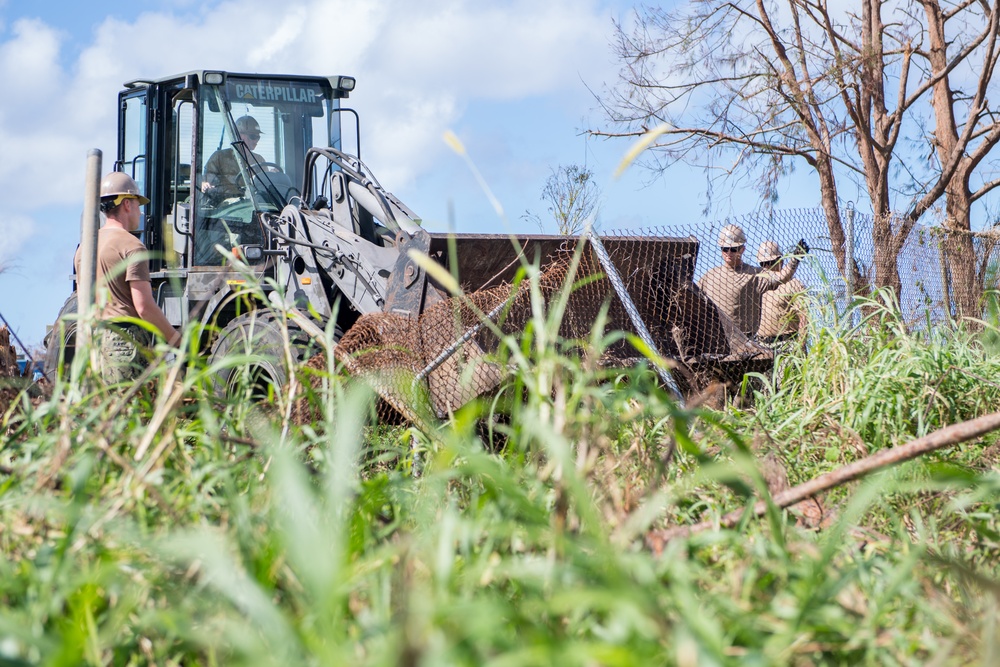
<box><xmin>0</xmin><ymin>213</ymin><xmax>37</xmax><ymax>265</ymax></box>
<box><xmin>0</xmin><ymin>0</ymin><xmax>618</xmax><ymax>259</ymax></box>
<box><xmin>0</xmin><ymin>19</ymin><xmax>64</xmax><ymax>103</ymax></box>
<box><xmin>247</xmin><ymin>7</ymin><xmax>308</xmax><ymax>67</ymax></box>
<box><xmin>371</xmin><ymin>0</ymin><xmax>613</xmax><ymax>100</ymax></box>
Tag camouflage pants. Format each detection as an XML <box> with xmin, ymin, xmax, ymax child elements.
<box><xmin>99</xmin><ymin>324</ymin><xmax>152</xmax><ymax>384</ymax></box>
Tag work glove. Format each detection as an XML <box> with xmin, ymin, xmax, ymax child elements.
<box><xmin>795</xmin><ymin>238</ymin><xmax>810</xmax><ymax>255</ymax></box>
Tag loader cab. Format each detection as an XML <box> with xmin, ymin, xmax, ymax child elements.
<box><xmin>117</xmin><ymin>71</ymin><xmax>354</xmax><ymax>272</ymax></box>
<box><xmin>115</xmin><ymin>70</ymin><xmax>354</xmax><ymax>331</ymax></box>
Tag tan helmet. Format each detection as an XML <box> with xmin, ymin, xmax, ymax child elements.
<box><xmin>717</xmin><ymin>224</ymin><xmax>746</xmax><ymax>248</ymax></box>
<box><xmin>235</xmin><ymin>115</ymin><xmax>263</xmax><ymax>136</ymax></box>
<box><xmin>99</xmin><ymin>171</ymin><xmax>149</xmax><ymax>206</ymax></box>
<box><xmin>757</xmin><ymin>240</ymin><xmax>782</xmax><ymax>264</ymax></box>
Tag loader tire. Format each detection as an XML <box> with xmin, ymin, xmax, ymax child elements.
<box><xmin>209</xmin><ymin>311</ymin><xmax>309</xmax><ymax>400</ymax></box>
<box><xmin>43</xmin><ymin>294</ymin><xmax>79</xmax><ymax>382</ymax></box>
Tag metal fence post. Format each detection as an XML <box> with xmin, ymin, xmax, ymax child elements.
<box><xmin>78</xmin><ymin>149</ymin><xmax>102</xmax><ymax>356</ymax></box>
<box><xmin>845</xmin><ymin>201</ymin><xmax>855</xmax><ymax>312</ymax></box>
<box><xmin>938</xmin><ymin>234</ymin><xmax>953</xmax><ymax>325</ymax></box>
<box><xmin>586</xmin><ymin>229</ymin><xmax>685</xmax><ymax>404</ymax></box>
<box><xmin>844</xmin><ymin>202</ymin><xmax>859</xmax><ymax>329</ymax></box>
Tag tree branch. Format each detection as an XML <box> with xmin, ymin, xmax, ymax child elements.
<box><xmin>647</xmin><ymin>410</ymin><xmax>1000</xmax><ymax>552</ymax></box>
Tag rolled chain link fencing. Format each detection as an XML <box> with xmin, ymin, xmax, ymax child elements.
<box><xmin>292</xmin><ymin>208</ymin><xmax>999</xmax><ymax>426</ymax></box>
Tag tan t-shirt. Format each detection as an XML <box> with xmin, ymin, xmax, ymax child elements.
<box><xmin>698</xmin><ymin>257</ymin><xmax>800</xmax><ymax>334</ymax></box>
<box><xmin>74</xmin><ymin>227</ymin><xmax>151</xmax><ymax>320</ymax></box>
<box><xmin>758</xmin><ymin>276</ymin><xmax>807</xmax><ymax>337</ymax></box>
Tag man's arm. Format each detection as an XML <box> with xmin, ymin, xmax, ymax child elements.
<box><xmin>758</xmin><ymin>257</ymin><xmax>800</xmax><ymax>290</ymax></box>
<box><xmin>130</xmin><ymin>280</ymin><xmax>182</xmax><ymax>347</ymax></box>
<box><xmin>201</xmin><ymin>150</ymin><xmax>220</xmax><ymax>192</ymax></box>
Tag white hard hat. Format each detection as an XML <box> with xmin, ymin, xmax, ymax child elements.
<box><xmin>99</xmin><ymin>171</ymin><xmax>150</xmax><ymax>206</ymax></box>
<box><xmin>757</xmin><ymin>240</ymin><xmax>782</xmax><ymax>264</ymax></box>
<box><xmin>717</xmin><ymin>224</ymin><xmax>746</xmax><ymax>247</ymax></box>
<box><xmin>235</xmin><ymin>115</ymin><xmax>263</xmax><ymax>135</ymax></box>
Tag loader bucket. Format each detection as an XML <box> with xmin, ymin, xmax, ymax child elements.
<box><xmin>426</xmin><ymin>233</ymin><xmax>774</xmax><ymax>395</ymax></box>
<box><xmin>331</xmin><ymin>232</ymin><xmax>773</xmax><ymax>427</ymax></box>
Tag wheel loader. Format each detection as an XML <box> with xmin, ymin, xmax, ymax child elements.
<box><xmin>43</xmin><ymin>70</ymin><xmax>771</xmax><ymax>409</ymax></box>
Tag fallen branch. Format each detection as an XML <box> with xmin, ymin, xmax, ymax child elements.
<box><xmin>219</xmin><ymin>433</ymin><xmax>262</xmax><ymax>449</ymax></box>
<box><xmin>647</xmin><ymin>410</ymin><xmax>1000</xmax><ymax>552</ymax></box>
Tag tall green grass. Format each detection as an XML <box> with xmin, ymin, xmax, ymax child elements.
<box><xmin>1</xmin><ymin>276</ymin><xmax>999</xmax><ymax>664</ymax></box>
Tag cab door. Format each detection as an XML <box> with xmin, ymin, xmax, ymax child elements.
<box><xmin>118</xmin><ymin>86</ymin><xmax>150</xmax><ymax>223</ymax></box>
<box><xmin>118</xmin><ymin>79</ymin><xmax>193</xmax><ymax>328</ymax></box>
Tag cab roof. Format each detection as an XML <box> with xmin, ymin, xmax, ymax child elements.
<box><xmin>121</xmin><ymin>71</ymin><xmax>356</xmax><ymax>98</ymax></box>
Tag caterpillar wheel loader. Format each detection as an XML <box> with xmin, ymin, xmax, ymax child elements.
<box><xmin>43</xmin><ymin>70</ymin><xmax>770</xmax><ymax>406</ymax></box>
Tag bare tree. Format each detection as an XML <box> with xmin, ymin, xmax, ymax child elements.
<box><xmin>595</xmin><ymin>0</ymin><xmax>1000</xmax><ymax>314</ymax></box>
<box><xmin>523</xmin><ymin>165</ymin><xmax>601</xmax><ymax>236</ymax></box>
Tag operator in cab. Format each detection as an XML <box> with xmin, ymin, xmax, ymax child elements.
<box><xmin>75</xmin><ymin>172</ymin><xmax>181</xmax><ymax>383</ymax></box>
<box><xmin>200</xmin><ymin>115</ymin><xmax>266</xmax><ymax>202</ymax></box>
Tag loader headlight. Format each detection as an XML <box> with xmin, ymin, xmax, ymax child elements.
<box><xmin>337</xmin><ymin>76</ymin><xmax>356</xmax><ymax>92</ymax></box>
<box><xmin>240</xmin><ymin>245</ymin><xmax>264</xmax><ymax>261</ymax></box>
<box><xmin>204</xmin><ymin>71</ymin><xmax>225</xmax><ymax>85</ymax></box>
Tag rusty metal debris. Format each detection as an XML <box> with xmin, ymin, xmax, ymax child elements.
<box><xmin>325</xmin><ymin>233</ymin><xmax>772</xmax><ymax>424</ymax></box>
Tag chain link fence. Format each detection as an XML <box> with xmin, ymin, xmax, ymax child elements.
<box><xmin>296</xmin><ymin>209</ymin><xmax>1000</xmax><ymax>425</ymax></box>
<box><xmin>630</xmin><ymin>207</ymin><xmax>1000</xmax><ymax>330</ymax></box>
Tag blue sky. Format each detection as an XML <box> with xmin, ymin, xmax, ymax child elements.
<box><xmin>0</xmin><ymin>0</ymin><xmax>800</xmax><ymax>347</ymax></box>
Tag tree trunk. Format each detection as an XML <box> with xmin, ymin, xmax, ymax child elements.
<box><xmin>858</xmin><ymin>0</ymin><xmax>903</xmax><ymax>298</ymax></box>
<box><xmin>921</xmin><ymin>0</ymin><xmax>983</xmax><ymax>319</ymax></box>
<box><xmin>941</xmin><ymin>180</ymin><xmax>982</xmax><ymax>318</ymax></box>
<box><xmin>817</xmin><ymin>161</ymin><xmax>866</xmax><ymax>292</ymax></box>
<box><xmin>872</xmin><ymin>213</ymin><xmax>904</xmax><ymax>300</ymax></box>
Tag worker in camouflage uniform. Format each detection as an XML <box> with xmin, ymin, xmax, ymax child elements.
<box><xmin>755</xmin><ymin>240</ymin><xmax>808</xmax><ymax>345</ymax></box>
<box><xmin>75</xmin><ymin>172</ymin><xmax>181</xmax><ymax>383</ymax></box>
<box><xmin>697</xmin><ymin>224</ymin><xmax>808</xmax><ymax>336</ymax></box>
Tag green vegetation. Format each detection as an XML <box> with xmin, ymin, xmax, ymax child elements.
<box><xmin>2</xmin><ymin>282</ymin><xmax>1000</xmax><ymax>665</ymax></box>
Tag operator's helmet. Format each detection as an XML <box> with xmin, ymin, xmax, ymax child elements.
<box><xmin>235</xmin><ymin>115</ymin><xmax>263</xmax><ymax>136</ymax></box>
<box><xmin>717</xmin><ymin>224</ymin><xmax>746</xmax><ymax>248</ymax></box>
<box><xmin>99</xmin><ymin>171</ymin><xmax>149</xmax><ymax>207</ymax></box>
<box><xmin>757</xmin><ymin>240</ymin><xmax>782</xmax><ymax>264</ymax></box>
